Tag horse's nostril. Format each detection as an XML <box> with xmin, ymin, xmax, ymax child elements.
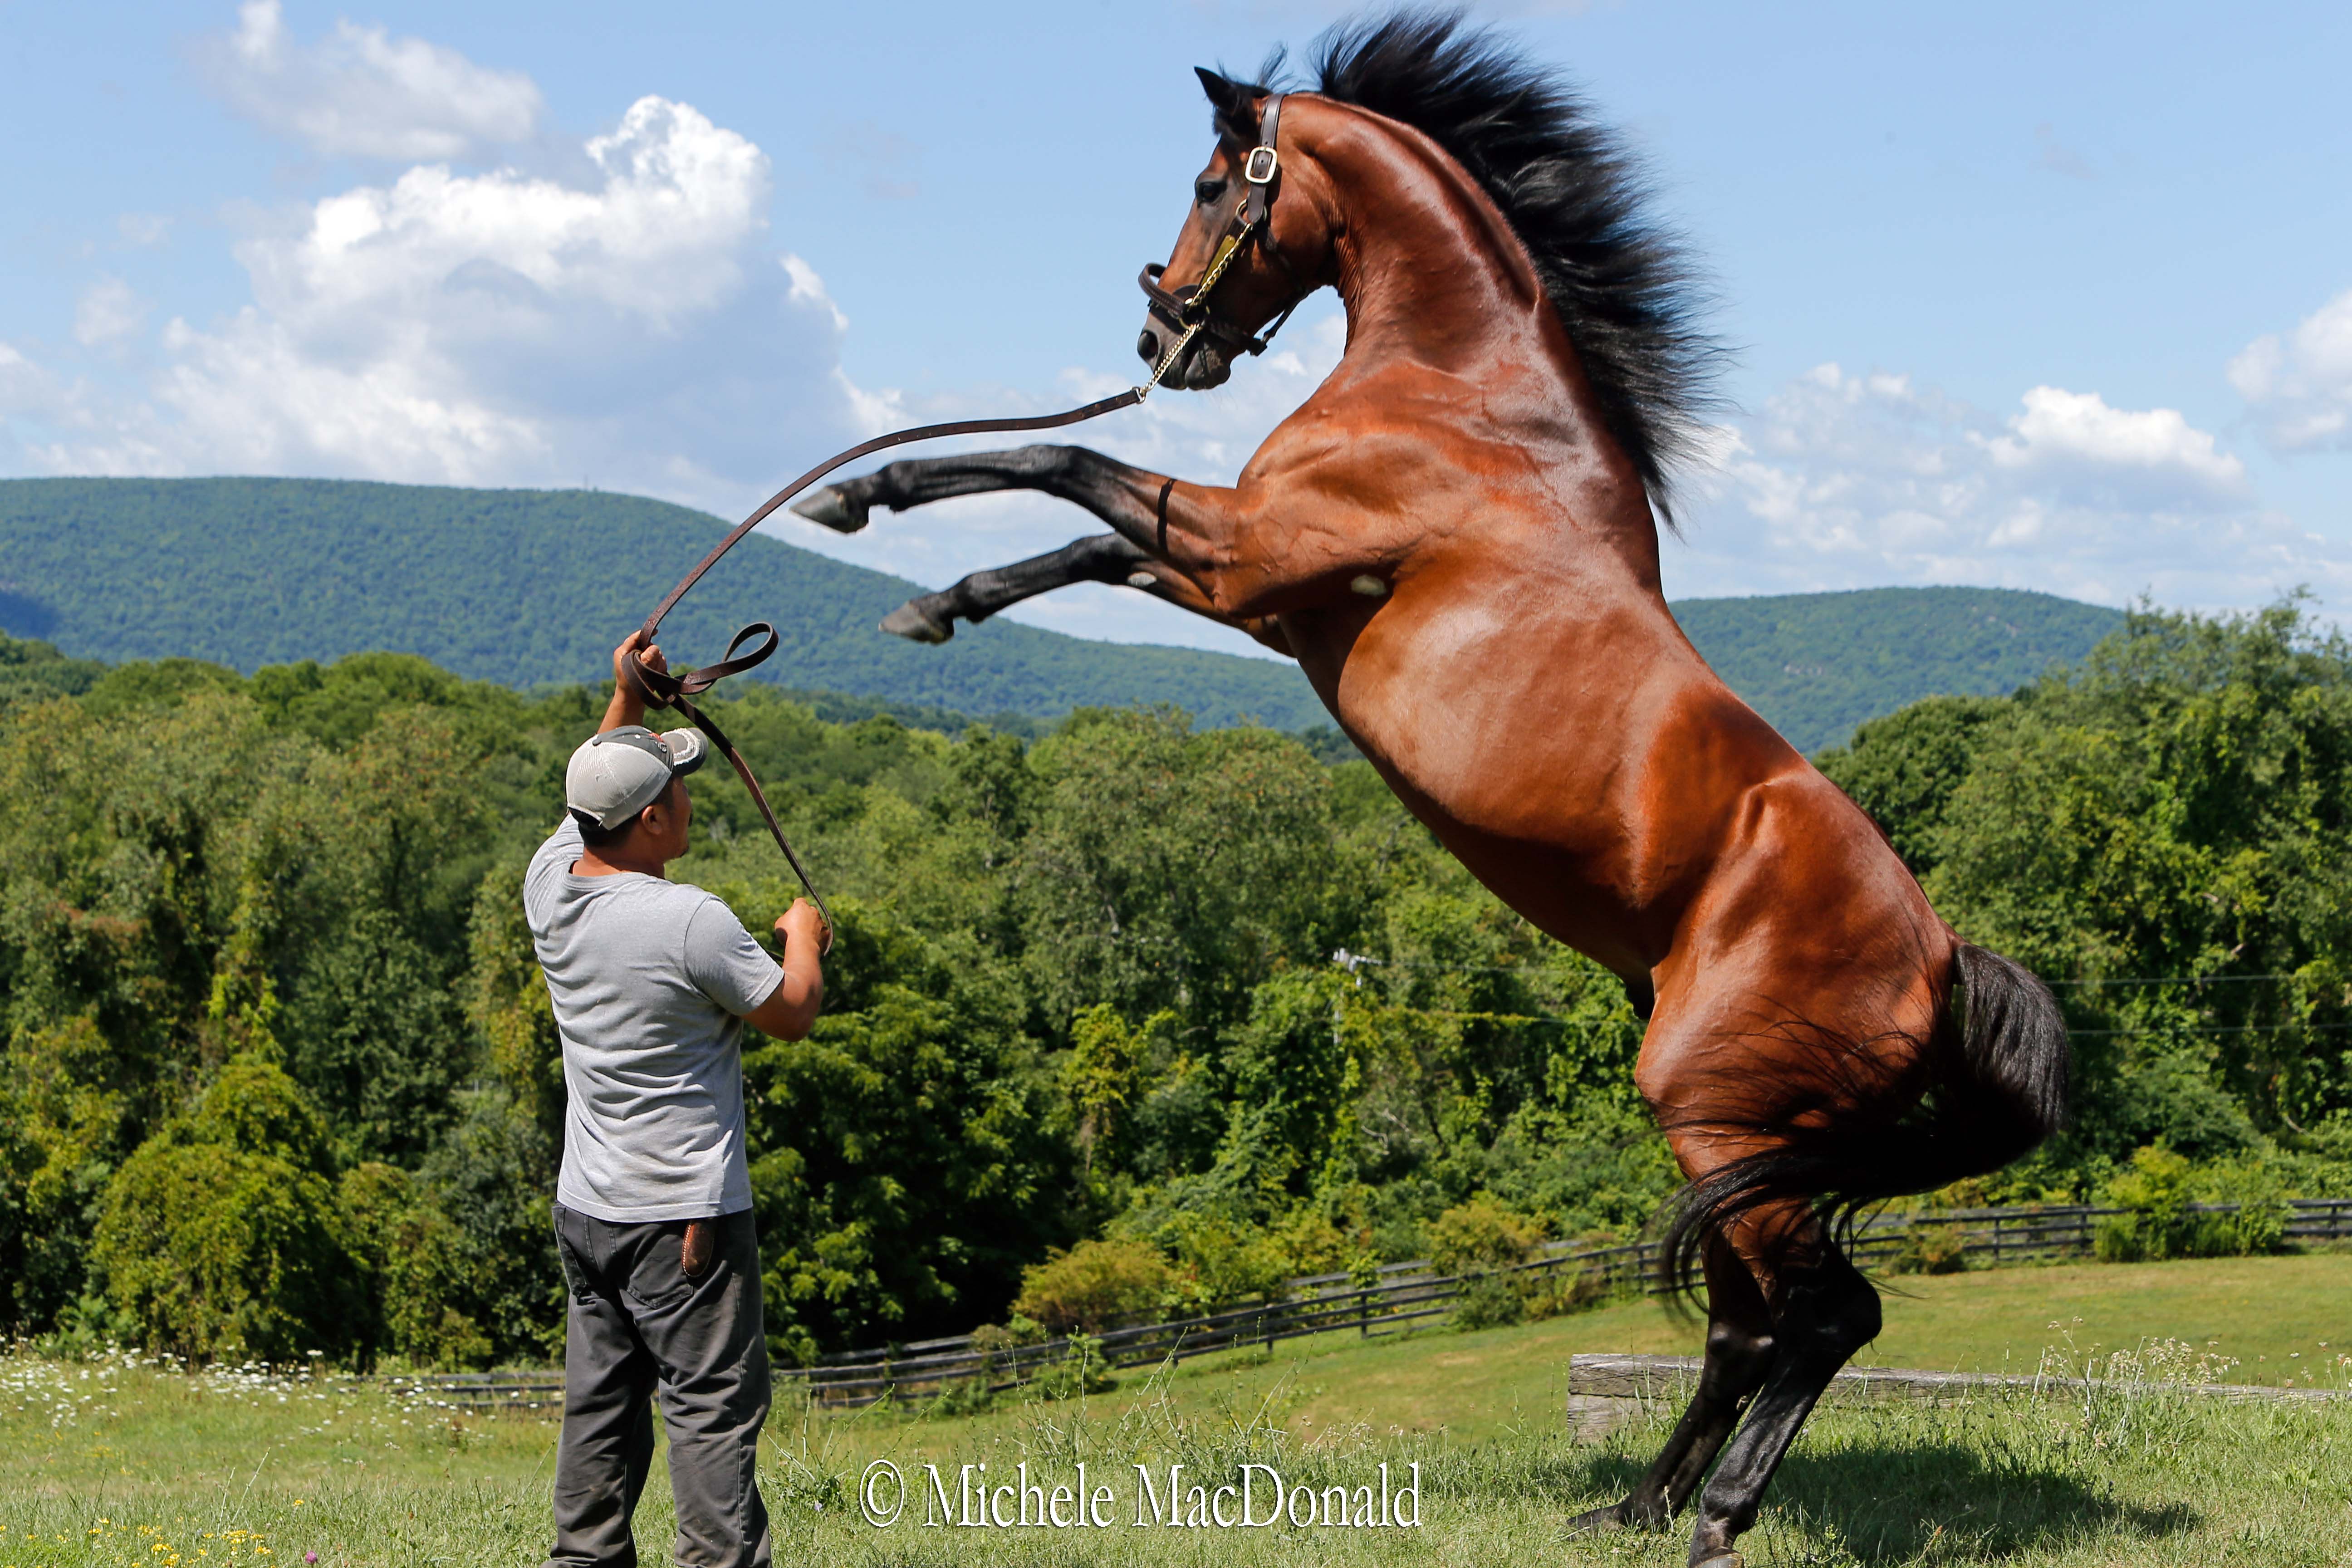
<box><xmin>1136</xmin><ymin>330</ymin><xmax>1159</xmax><ymax>363</ymax></box>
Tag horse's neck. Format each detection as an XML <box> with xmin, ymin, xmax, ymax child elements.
<box><xmin>1324</xmin><ymin>132</ymin><xmax>1548</xmax><ymax>373</ymax></box>
<box><xmin>1314</xmin><ymin>116</ymin><xmax>1662</xmax><ymax>579</ymax></box>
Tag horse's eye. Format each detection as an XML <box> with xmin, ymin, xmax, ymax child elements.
<box><xmin>1195</xmin><ymin>177</ymin><xmax>1226</xmax><ymax>206</ymax></box>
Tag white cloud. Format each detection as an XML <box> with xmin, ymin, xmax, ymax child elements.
<box><xmin>1979</xmin><ymin>385</ymin><xmax>2244</xmax><ymax>493</ymax></box>
<box><xmin>0</xmin><ymin>343</ymin><xmax>57</xmax><ymax>417</ymax></box>
<box><xmin>26</xmin><ymin>96</ymin><xmax>869</xmax><ymax>503</ymax></box>
<box><xmin>74</xmin><ymin>278</ymin><xmax>149</xmax><ymax>348</ymax></box>
<box><xmin>1670</xmin><ymin>363</ymin><xmax>2337</xmax><ymax>609</ymax></box>
<box><xmin>199</xmin><ymin>0</ymin><xmax>544</xmax><ymax>161</ymax></box>
<box><xmin>2230</xmin><ymin>288</ymin><xmax>2352</xmax><ymax>452</ymax></box>
<box><xmin>116</xmin><ymin>213</ymin><xmax>172</xmax><ymax>248</ymax></box>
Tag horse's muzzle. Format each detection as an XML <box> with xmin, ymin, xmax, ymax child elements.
<box><xmin>1134</xmin><ymin>314</ymin><xmax>1231</xmax><ymax>391</ymax></box>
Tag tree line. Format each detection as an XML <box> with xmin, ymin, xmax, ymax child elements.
<box><xmin>3</xmin><ymin>600</ymin><xmax>2349</xmax><ymax>1368</ymax></box>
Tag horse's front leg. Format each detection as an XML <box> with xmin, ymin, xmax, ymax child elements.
<box><xmin>794</xmin><ymin>444</ymin><xmax>1282</xmax><ymax>617</ymax></box>
<box><xmin>881</xmin><ymin>531</ymin><xmax>1293</xmax><ymax>656</ymax></box>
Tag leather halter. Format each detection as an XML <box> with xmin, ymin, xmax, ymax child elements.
<box><xmin>1137</xmin><ymin>93</ymin><xmax>1307</xmax><ymax>365</ymax></box>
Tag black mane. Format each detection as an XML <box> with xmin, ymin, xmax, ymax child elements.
<box><xmin>1234</xmin><ymin>11</ymin><xmax>1721</xmax><ymax>520</ymax></box>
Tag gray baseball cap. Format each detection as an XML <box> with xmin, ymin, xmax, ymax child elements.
<box><xmin>565</xmin><ymin>725</ymin><xmax>710</xmax><ymax>830</ymax></box>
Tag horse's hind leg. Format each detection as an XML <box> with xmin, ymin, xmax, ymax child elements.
<box><xmin>1571</xmin><ymin>1234</ymin><xmax>1774</xmax><ymax>1534</ymax></box>
<box><xmin>1686</xmin><ymin>1225</ymin><xmax>1881</xmax><ymax>1568</ymax></box>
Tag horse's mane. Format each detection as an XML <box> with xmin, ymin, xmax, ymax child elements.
<box><xmin>1229</xmin><ymin>10</ymin><xmax>1722</xmax><ymax>522</ymax></box>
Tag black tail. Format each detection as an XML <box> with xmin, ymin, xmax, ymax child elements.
<box><xmin>1658</xmin><ymin>942</ymin><xmax>2070</xmax><ymax>1291</ymax></box>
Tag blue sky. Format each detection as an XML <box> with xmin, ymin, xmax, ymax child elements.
<box><xmin>5</xmin><ymin>0</ymin><xmax>2348</xmax><ymax>660</ymax></box>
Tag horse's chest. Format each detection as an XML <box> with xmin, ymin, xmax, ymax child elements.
<box><xmin>1290</xmin><ymin>589</ymin><xmax>1624</xmax><ymax>848</ymax></box>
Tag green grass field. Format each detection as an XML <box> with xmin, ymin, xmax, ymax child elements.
<box><xmin>5</xmin><ymin>1254</ymin><xmax>2349</xmax><ymax>1568</ymax></box>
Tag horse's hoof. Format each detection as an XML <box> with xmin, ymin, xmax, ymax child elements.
<box><xmin>879</xmin><ymin>601</ymin><xmax>953</xmax><ymax>643</ymax></box>
<box><xmin>1567</xmin><ymin>1502</ymin><xmax>1628</xmax><ymax>1535</ymax></box>
<box><xmin>1688</xmin><ymin>1533</ymin><xmax>1744</xmax><ymax>1568</ymax></box>
<box><xmin>792</xmin><ymin>485</ymin><xmax>869</xmax><ymax>533</ymax></box>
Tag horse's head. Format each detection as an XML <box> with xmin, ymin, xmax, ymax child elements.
<box><xmin>1135</xmin><ymin>69</ymin><xmax>1323</xmax><ymax>392</ymax></box>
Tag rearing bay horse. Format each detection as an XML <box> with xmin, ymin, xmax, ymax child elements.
<box><xmin>795</xmin><ymin>16</ymin><xmax>2067</xmax><ymax>1563</ymax></box>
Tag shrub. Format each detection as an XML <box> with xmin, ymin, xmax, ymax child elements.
<box><xmin>94</xmin><ymin>1141</ymin><xmax>355</xmax><ymax>1362</ymax></box>
<box><xmin>1451</xmin><ymin>1273</ymin><xmax>1527</xmax><ymax>1330</ymax></box>
<box><xmin>91</xmin><ymin>1054</ymin><xmax>362</xmax><ymax>1363</ymax></box>
<box><xmin>1147</xmin><ymin>1212</ymin><xmax>1294</xmax><ymax>1313</ymax></box>
<box><xmin>1431</xmin><ymin>1194</ymin><xmax>1551</xmax><ymax>1329</ymax></box>
<box><xmin>1429</xmin><ymin>1193</ymin><xmax>1548</xmax><ymax>1274</ymax></box>
<box><xmin>1888</xmin><ymin>1223</ymin><xmax>1971</xmax><ymax>1275</ymax></box>
<box><xmin>1013</xmin><ymin>1238</ymin><xmax>1180</xmax><ymax>1333</ymax></box>
<box><xmin>2095</xmin><ymin>1145</ymin><xmax>2288</xmax><ymax>1263</ymax></box>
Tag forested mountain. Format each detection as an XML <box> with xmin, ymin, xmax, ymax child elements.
<box><xmin>2</xmin><ymin>477</ymin><xmax>2116</xmax><ymax>750</ymax></box>
<box><xmin>0</xmin><ymin>477</ymin><xmax>1323</xmax><ymax>730</ymax></box>
<box><xmin>1676</xmin><ymin>587</ymin><xmax>2123</xmax><ymax>753</ymax></box>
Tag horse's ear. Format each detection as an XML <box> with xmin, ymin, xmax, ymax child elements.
<box><xmin>1195</xmin><ymin>67</ymin><xmax>1249</xmax><ymax>120</ymax></box>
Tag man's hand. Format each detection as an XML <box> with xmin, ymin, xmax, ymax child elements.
<box><xmin>600</xmin><ymin>630</ymin><xmax>667</xmax><ymax>733</ymax></box>
<box><xmin>746</xmin><ymin>898</ymin><xmax>826</xmax><ymax>1040</ymax></box>
<box><xmin>775</xmin><ymin>898</ymin><xmax>829</xmax><ymax>955</ymax></box>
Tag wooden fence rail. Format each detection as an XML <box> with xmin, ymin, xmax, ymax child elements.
<box><xmin>386</xmin><ymin>1198</ymin><xmax>2352</xmax><ymax>1413</ymax></box>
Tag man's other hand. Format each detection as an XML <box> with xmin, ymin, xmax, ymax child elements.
<box><xmin>775</xmin><ymin>899</ymin><xmax>828</xmax><ymax>953</ymax></box>
<box><xmin>747</xmin><ymin>899</ymin><xmax>827</xmax><ymax>1040</ymax></box>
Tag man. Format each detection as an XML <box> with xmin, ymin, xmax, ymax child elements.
<box><xmin>527</xmin><ymin>630</ymin><xmax>826</xmax><ymax>1568</ymax></box>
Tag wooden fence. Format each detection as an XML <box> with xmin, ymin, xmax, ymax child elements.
<box><xmin>389</xmin><ymin>1197</ymin><xmax>2352</xmax><ymax>1413</ymax></box>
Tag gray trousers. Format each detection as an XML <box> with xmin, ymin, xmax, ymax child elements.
<box><xmin>546</xmin><ymin>1204</ymin><xmax>771</xmax><ymax>1568</ymax></box>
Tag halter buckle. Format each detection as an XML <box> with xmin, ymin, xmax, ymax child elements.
<box><xmin>1244</xmin><ymin>146</ymin><xmax>1279</xmax><ymax>185</ymax></box>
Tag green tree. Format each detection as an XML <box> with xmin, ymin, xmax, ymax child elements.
<box><xmin>1013</xmin><ymin>709</ymin><xmax>1355</xmax><ymax>1034</ymax></box>
<box><xmin>743</xmin><ymin>906</ymin><xmax>1074</xmax><ymax>1361</ymax></box>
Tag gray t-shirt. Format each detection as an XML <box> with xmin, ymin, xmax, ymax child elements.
<box><xmin>524</xmin><ymin>817</ymin><xmax>783</xmax><ymax>1222</ymax></box>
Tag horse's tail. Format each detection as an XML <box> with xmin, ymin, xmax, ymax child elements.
<box><xmin>1658</xmin><ymin>941</ymin><xmax>2070</xmax><ymax>1291</ymax></box>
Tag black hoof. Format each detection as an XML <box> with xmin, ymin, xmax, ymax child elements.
<box><xmin>1572</xmin><ymin>1496</ymin><xmax>1678</xmax><ymax>1536</ymax></box>
<box><xmin>879</xmin><ymin>600</ymin><xmax>954</xmax><ymax>643</ymax></box>
<box><xmin>1568</xmin><ymin>1501</ymin><xmax>1629</xmax><ymax>1535</ymax></box>
<box><xmin>791</xmin><ymin>485</ymin><xmax>869</xmax><ymax>534</ymax></box>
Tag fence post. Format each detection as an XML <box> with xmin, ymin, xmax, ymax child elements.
<box><xmin>1359</xmin><ymin>1287</ymin><xmax>1369</xmax><ymax>1338</ymax></box>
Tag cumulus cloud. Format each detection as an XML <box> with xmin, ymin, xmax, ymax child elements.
<box><xmin>2230</xmin><ymin>288</ymin><xmax>2352</xmax><ymax>452</ymax></box>
<box><xmin>198</xmin><ymin>0</ymin><xmax>544</xmax><ymax>161</ymax></box>
<box><xmin>29</xmin><ymin>96</ymin><xmax>870</xmax><ymax>505</ymax></box>
<box><xmin>1670</xmin><ymin>363</ymin><xmax>2337</xmax><ymax>609</ymax></box>
<box><xmin>1979</xmin><ymin>385</ymin><xmax>2245</xmax><ymax>495</ymax></box>
<box><xmin>74</xmin><ymin>278</ymin><xmax>149</xmax><ymax>348</ymax></box>
<box><xmin>0</xmin><ymin>343</ymin><xmax>57</xmax><ymax>417</ymax></box>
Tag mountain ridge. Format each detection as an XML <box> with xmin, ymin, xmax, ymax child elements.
<box><xmin>0</xmin><ymin>476</ymin><xmax>2123</xmax><ymax>751</ymax></box>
